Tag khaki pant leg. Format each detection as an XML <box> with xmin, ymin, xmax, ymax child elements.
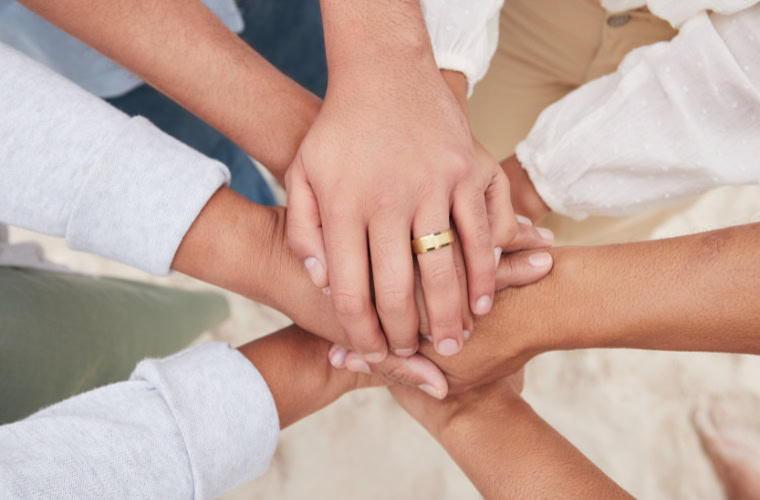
<box><xmin>469</xmin><ymin>0</ymin><xmax>606</xmax><ymax>162</ymax></box>
<box><xmin>469</xmin><ymin>1</ymin><xmax>682</xmax><ymax>245</ymax></box>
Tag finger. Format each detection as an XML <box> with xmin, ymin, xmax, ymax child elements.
<box><xmin>495</xmin><ymin>250</ymin><xmax>554</xmax><ymax>289</ymax></box>
<box><xmin>502</xmin><ymin>221</ymin><xmax>554</xmax><ymax>254</ymax></box>
<box><xmin>413</xmin><ymin>197</ymin><xmax>464</xmax><ymax>357</ymax></box>
<box><xmin>285</xmin><ymin>157</ymin><xmax>329</xmax><ymax>290</ymax></box>
<box><xmin>451</xmin><ymin>183</ymin><xmax>497</xmax><ymax>316</ymax></box>
<box><xmin>342</xmin><ymin>350</ymin><xmax>448</xmax><ymax>400</ymax></box>
<box><xmin>485</xmin><ymin>167</ymin><xmax>520</xmax><ymax>250</ymax></box>
<box><xmin>328</xmin><ymin>344</ymin><xmax>384</xmax><ymax>390</ymax></box>
<box><xmin>369</xmin><ymin>215</ymin><xmax>419</xmax><ymax>357</ymax></box>
<box><xmin>321</xmin><ymin>208</ymin><xmax>387</xmax><ymax>362</ymax></box>
<box><xmin>451</xmin><ymin>236</ymin><xmax>475</xmax><ymax>339</ymax></box>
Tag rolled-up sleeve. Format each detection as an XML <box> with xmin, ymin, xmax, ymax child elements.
<box><xmin>0</xmin><ymin>42</ymin><xmax>230</xmax><ymax>274</ymax></box>
<box><xmin>0</xmin><ymin>342</ymin><xmax>279</xmax><ymax>500</ymax></box>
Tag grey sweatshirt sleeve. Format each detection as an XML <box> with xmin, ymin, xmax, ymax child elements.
<box><xmin>0</xmin><ymin>42</ymin><xmax>231</xmax><ymax>275</ymax></box>
<box><xmin>0</xmin><ymin>342</ymin><xmax>280</xmax><ymax>499</ymax></box>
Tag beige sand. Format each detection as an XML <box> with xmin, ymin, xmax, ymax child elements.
<box><xmin>10</xmin><ymin>184</ymin><xmax>760</xmax><ymax>499</ymax></box>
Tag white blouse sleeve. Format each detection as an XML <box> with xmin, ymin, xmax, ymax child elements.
<box><xmin>421</xmin><ymin>0</ymin><xmax>504</xmax><ymax>96</ymax></box>
<box><xmin>0</xmin><ymin>342</ymin><xmax>279</xmax><ymax>499</ymax></box>
<box><xmin>0</xmin><ymin>42</ymin><xmax>230</xmax><ymax>274</ymax></box>
<box><xmin>516</xmin><ymin>6</ymin><xmax>760</xmax><ymax>220</ymax></box>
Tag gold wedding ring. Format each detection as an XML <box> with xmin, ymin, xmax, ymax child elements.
<box><xmin>412</xmin><ymin>229</ymin><xmax>456</xmax><ymax>255</ymax></box>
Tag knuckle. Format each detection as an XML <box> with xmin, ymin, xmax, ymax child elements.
<box><xmin>424</xmin><ymin>263</ymin><xmax>457</xmax><ymax>288</ymax></box>
<box><xmin>433</xmin><ymin>316</ymin><xmax>461</xmax><ymax>334</ymax></box>
<box><xmin>446</xmin><ymin>151</ymin><xmax>476</xmax><ymax>181</ymax></box>
<box><xmin>332</xmin><ymin>291</ymin><xmax>370</xmax><ymax>319</ymax></box>
<box><xmin>467</xmin><ymin>224</ymin><xmax>493</xmax><ymax>250</ymax></box>
<box><xmin>285</xmin><ymin>225</ymin><xmax>310</xmax><ymax>256</ymax></box>
<box><xmin>382</xmin><ymin>362</ymin><xmax>416</xmax><ymax>385</ymax></box>
<box><xmin>376</xmin><ymin>288</ymin><xmax>413</xmax><ymax>317</ymax></box>
<box><xmin>501</xmin><ymin>219</ymin><xmax>519</xmax><ymax>244</ymax></box>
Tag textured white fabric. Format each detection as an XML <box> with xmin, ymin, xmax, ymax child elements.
<box><xmin>0</xmin><ymin>342</ymin><xmax>280</xmax><ymax>499</ymax></box>
<box><xmin>603</xmin><ymin>0</ymin><xmax>759</xmax><ymax>26</ymax></box>
<box><xmin>421</xmin><ymin>0</ymin><xmax>504</xmax><ymax>96</ymax></box>
<box><xmin>0</xmin><ymin>0</ymin><xmax>243</xmax><ymax>98</ymax></box>
<box><xmin>516</xmin><ymin>5</ymin><xmax>760</xmax><ymax>220</ymax></box>
<box><xmin>0</xmin><ymin>42</ymin><xmax>231</xmax><ymax>274</ymax></box>
<box><xmin>422</xmin><ymin>0</ymin><xmax>759</xmax><ymax>95</ymax></box>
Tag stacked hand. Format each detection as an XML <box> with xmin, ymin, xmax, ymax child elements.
<box><xmin>332</xmin><ymin>222</ymin><xmax>554</xmax><ymax>397</ymax></box>
<box><xmin>285</xmin><ymin>48</ymin><xmax>518</xmax><ymax>363</ymax></box>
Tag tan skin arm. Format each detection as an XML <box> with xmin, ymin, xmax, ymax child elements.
<box><xmin>339</xmin><ymin>222</ymin><xmax>760</xmax><ymax>393</ymax></box>
<box><xmin>18</xmin><ymin>0</ymin><xmax>319</xmax><ymax>182</ymax></box>
<box><xmin>390</xmin><ymin>377</ymin><xmax>631</xmax><ymax>499</ymax></box>
<box><xmin>238</xmin><ymin>325</ymin><xmax>376</xmax><ymax>429</ymax></box>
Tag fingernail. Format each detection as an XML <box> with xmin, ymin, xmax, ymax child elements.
<box><xmin>364</xmin><ymin>352</ymin><xmax>385</xmax><ymax>364</ymax></box>
<box><xmin>493</xmin><ymin>247</ymin><xmax>503</xmax><ymax>267</ymax></box>
<box><xmin>304</xmin><ymin>257</ymin><xmax>326</xmax><ymax>286</ymax></box>
<box><xmin>463</xmin><ymin>329</ymin><xmax>471</xmax><ymax>341</ymax></box>
<box><xmin>474</xmin><ymin>295</ymin><xmax>493</xmax><ymax>315</ymax></box>
<box><xmin>437</xmin><ymin>338</ymin><xmax>461</xmax><ymax>357</ymax></box>
<box><xmin>322</xmin><ymin>286</ymin><xmax>331</xmax><ymax>296</ymax></box>
<box><xmin>393</xmin><ymin>347</ymin><xmax>417</xmax><ymax>357</ymax></box>
<box><xmin>346</xmin><ymin>358</ymin><xmax>372</xmax><ymax>374</ymax></box>
<box><xmin>423</xmin><ymin>335</ymin><xmax>433</xmax><ymax>343</ymax></box>
<box><xmin>418</xmin><ymin>384</ymin><xmax>444</xmax><ymax>400</ymax></box>
<box><xmin>529</xmin><ymin>252</ymin><xmax>553</xmax><ymax>267</ymax></box>
<box><xmin>537</xmin><ymin>227</ymin><xmax>554</xmax><ymax>241</ymax></box>
<box><xmin>516</xmin><ymin>215</ymin><xmax>533</xmax><ymax>226</ymax></box>
<box><xmin>329</xmin><ymin>346</ymin><xmax>347</xmax><ymax>368</ymax></box>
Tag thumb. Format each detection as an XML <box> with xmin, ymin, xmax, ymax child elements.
<box><xmin>285</xmin><ymin>154</ymin><xmax>329</xmax><ymax>290</ymax></box>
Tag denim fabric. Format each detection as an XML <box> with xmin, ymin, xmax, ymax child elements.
<box><xmin>107</xmin><ymin>0</ymin><xmax>327</xmax><ymax>205</ymax></box>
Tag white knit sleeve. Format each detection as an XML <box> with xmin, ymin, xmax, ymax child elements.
<box><xmin>421</xmin><ymin>0</ymin><xmax>504</xmax><ymax>96</ymax></box>
<box><xmin>0</xmin><ymin>342</ymin><xmax>279</xmax><ymax>500</ymax></box>
<box><xmin>0</xmin><ymin>42</ymin><xmax>230</xmax><ymax>274</ymax></box>
<box><xmin>516</xmin><ymin>7</ymin><xmax>760</xmax><ymax>220</ymax></box>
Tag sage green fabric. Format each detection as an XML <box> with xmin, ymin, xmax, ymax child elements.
<box><xmin>0</xmin><ymin>267</ymin><xmax>229</xmax><ymax>424</ymax></box>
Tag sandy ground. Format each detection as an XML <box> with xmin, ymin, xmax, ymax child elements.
<box><xmin>10</xmin><ymin>183</ymin><xmax>760</xmax><ymax>499</ymax></box>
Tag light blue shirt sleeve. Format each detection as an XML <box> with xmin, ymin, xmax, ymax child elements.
<box><xmin>0</xmin><ymin>342</ymin><xmax>279</xmax><ymax>500</ymax></box>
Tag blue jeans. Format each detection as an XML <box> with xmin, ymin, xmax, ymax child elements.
<box><xmin>108</xmin><ymin>0</ymin><xmax>327</xmax><ymax>205</ymax></box>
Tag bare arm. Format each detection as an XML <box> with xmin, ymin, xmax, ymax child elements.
<box><xmin>18</xmin><ymin>0</ymin><xmax>319</xmax><ymax>182</ymax></box>
<box><xmin>390</xmin><ymin>378</ymin><xmax>631</xmax><ymax>499</ymax></box>
<box><xmin>340</xmin><ymin>223</ymin><xmax>760</xmax><ymax>391</ymax></box>
<box><xmin>238</xmin><ymin>325</ymin><xmax>375</xmax><ymax>429</ymax></box>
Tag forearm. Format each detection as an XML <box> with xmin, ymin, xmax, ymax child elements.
<box><xmin>19</xmin><ymin>0</ymin><xmax>319</xmax><ymax>180</ymax></box>
<box><xmin>320</xmin><ymin>0</ymin><xmax>437</xmax><ymax>80</ymax></box>
<box><xmin>432</xmin><ymin>398</ymin><xmax>630</xmax><ymax>499</ymax></box>
<box><xmin>238</xmin><ymin>325</ymin><xmax>368</xmax><ymax>429</ymax></box>
<box><xmin>171</xmin><ymin>187</ymin><xmax>347</xmax><ymax>343</ymax></box>
<box><xmin>497</xmin><ymin>223</ymin><xmax>760</xmax><ymax>356</ymax></box>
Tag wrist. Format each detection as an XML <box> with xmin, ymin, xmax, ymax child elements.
<box><xmin>171</xmin><ymin>187</ymin><xmax>286</xmax><ymax>306</ymax></box>
<box><xmin>320</xmin><ymin>0</ymin><xmax>436</xmax><ymax>80</ymax></box>
<box><xmin>501</xmin><ymin>155</ymin><xmax>550</xmax><ymax>222</ymax></box>
<box><xmin>238</xmin><ymin>326</ymin><xmax>364</xmax><ymax>429</ymax></box>
<box><xmin>440</xmin><ymin>70</ymin><xmax>468</xmax><ymax>117</ymax></box>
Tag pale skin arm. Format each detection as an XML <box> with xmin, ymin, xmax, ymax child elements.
<box><xmin>17</xmin><ymin>0</ymin><xmax>319</xmax><ymax>182</ymax></box>
<box><xmin>286</xmin><ymin>0</ymin><xmax>516</xmax><ymax>361</ymax></box>
<box><xmin>390</xmin><ymin>378</ymin><xmax>631</xmax><ymax>499</ymax></box>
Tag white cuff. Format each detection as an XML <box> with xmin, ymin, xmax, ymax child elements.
<box><xmin>65</xmin><ymin>116</ymin><xmax>231</xmax><ymax>275</ymax></box>
<box><xmin>422</xmin><ymin>0</ymin><xmax>504</xmax><ymax>97</ymax></box>
<box><xmin>131</xmin><ymin>342</ymin><xmax>279</xmax><ymax>499</ymax></box>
